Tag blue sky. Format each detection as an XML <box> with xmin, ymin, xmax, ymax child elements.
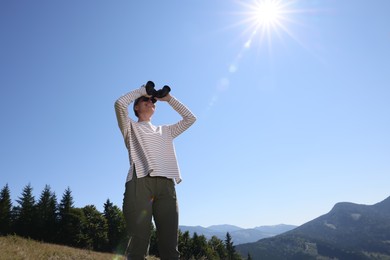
<box><xmin>1</xmin><ymin>0</ymin><xmax>389</xmax><ymax>228</ymax></box>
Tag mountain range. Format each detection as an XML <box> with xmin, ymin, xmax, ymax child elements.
<box><xmin>179</xmin><ymin>224</ymin><xmax>297</xmax><ymax>245</ymax></box>
<box><xmin>236</xmin><ymin>196</ymin><xmax>390</xmax><ymax>259</ymax></box>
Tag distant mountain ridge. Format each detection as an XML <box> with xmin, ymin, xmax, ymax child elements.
<box><xmin>179</xmin><ymin>224</ymin><xmax>297</xmax><ymax>245</ymax></box>
<box><xmin>236</xmin><ymin>196</ymin><xmax>390</xmax><ymax>259</ymax></box>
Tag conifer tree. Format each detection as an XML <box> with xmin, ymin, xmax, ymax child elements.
<box><xmin>178</xmin><ymin>230</ymin><xmax>192</xmax><ymax>260</ymax></box>
<box><xmin>103</xmin><ymin>199</ymin><xmax>127</xmax><ymax>253</ymax></box>
<box><xmin>204</xmin><ymin>236</ymin><xmax>220</xmax><ymax>259</ymax></box>
<box><xmin>59</xmin><ymin>187</ymin><xmax>74</xmax><ymax>215</ymax></box>
<box><xmin>0</xmin><ymin>184</ymin><xmax>12</xmax><ymax>235</ymax></box>
<box><xmin>14</xmin><ymin>183</ymin><xmax>36</xmax><ymax>238</ymax></box>
<box><xmin>67</xmin><ymin>207</ymin><xmax>87</xmax><ymax>247</ymax></box>
<box><xmin>192</xmin><ymin>232</ymin><xmax>208</xmax><ymax>259</ymax></box>
<box><xmin>36</xmin><ymin>185</ymin><xmax>58</xmax><ymax>242</ymax></box>
<box><xmin>225</xmin><ymin>232</ymin><xmax>242</xmax><ymax>260</ymax></box>
<box><xmin>58</xmin><ymin>187</ymin><xmax>79</xmax><ymax>246</ymax></box>
<box><xmin>209</xmin><ymin>235</ymin><xmax>228</xmax><ymax>259</ymax></box>
<box><xmin>82</xmin><ymin>205</ymin><xmax>109</xmax><ymax>251</ymax></box>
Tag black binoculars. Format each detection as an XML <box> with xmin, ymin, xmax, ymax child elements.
<box><xmin>145</xmin><ymin>81</ymin><xmax>171</xmax><ymax>99</ymax></box>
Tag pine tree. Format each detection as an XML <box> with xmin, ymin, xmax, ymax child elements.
<box><xmin>225</xmin><ymin>232</ymin><xmax>242</xmax><ymax>260</ymax></box>
<box><xmin>36</xmin><ymin>185</ymin><xmax>58</xmax><ymax>242</ymax></box>
<box><xmin>204</xmin><ymin>235</ymin><xmax>220</xmax><ymax>259</ymax></box>
<box><xmin>59</xmin><ymin>187</ymin><xmax>74</xmax><ymax>215</ymax></box>
<box><xmin>192</xmin><ymin>232</ymin><xmax>208</xmax><ymax>259</ymax></box>
<box><xmin>14</xmin><ymin>183</ymin><xmax>37</xmax><ymax>238</ymax></box>
<box><xmin>58</xmin><ymin>187</ymin><xmax>78</xmax><ymax>246</ymax></box>
<box><xmin>0</xmin><ymin>184</ymin><xmax>12</xmax><ymax>235</ymax></box>
<box><xmin>82</xmin><ymin>205</ymin><xmax>109</xmax><ymax>251</ymax></box>
<box><xmin>103</xmin><ymin>199</ymin><xmax>127</xmax><ymax>253</ymax></box>
<box><xmin>67</xmin><ymin>207</ymin><xmax>87</xmax><ymax>247</ymax></box>
<box><xmin>209</xmin><ymin>235</ymin><xmax>228</xmax><ymax>259</ymax></box>
<box><xmin>178</xmin><ymin>230</ymin><xmax>192</xmax><ymax>260</ymax></box>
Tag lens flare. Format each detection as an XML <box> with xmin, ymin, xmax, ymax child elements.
<box><xmin>137</xmin><ymin>210</ymin><xmax>148</xmax><ymax>224</ymax></box>
<box><xmin>206</xmin><ymin>0</ymin><xmax>319</xmax><ymax>112</ymax></box>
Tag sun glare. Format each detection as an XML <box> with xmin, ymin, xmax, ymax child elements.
<box><xmin>252</xmin><ymin>0</ymin><xmax>283</xmax><ymax>27</ymax></box>
<box><xmin>233</xmin><ymin>0</ymin><xmax>300</xmax><ymax>49</ymax></box>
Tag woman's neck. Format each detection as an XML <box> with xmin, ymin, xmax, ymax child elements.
<box><xmin>138</xmin><ymin>115</ymin><xmax>152</xmax><ymax>122</ymax></box>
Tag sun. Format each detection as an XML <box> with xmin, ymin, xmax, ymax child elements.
<box><xmin>251</xmin><ymin>0</ymin><xmax>284</xmax><ymax>28</ymax></box>
<box><xmin>232</xmin><ymin>0</ymin><xmax>299</xmax><ymax>49</ymax></box>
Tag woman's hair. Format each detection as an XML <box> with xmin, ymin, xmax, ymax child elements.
<box><xmin>133</xmin><ymin>97</ymin><xmax>142</xmax><ymax>118</ymax></box>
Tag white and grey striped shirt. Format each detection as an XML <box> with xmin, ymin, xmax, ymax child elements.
<box><xmin>115</xmin><ymin>85</ymin><xmax>196</xmax><ymax>184</ymax></box>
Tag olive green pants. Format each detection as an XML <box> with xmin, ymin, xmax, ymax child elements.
<box><xmin>123</xmin><ymin>173</ymin><xmax>179</xmax><ymax>260</ymax></box>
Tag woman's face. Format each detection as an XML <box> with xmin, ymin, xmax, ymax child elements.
<box><xmin>135</xmin><ymin>96</ymin><xmax>156</xmax><ymax>116</ymax></box>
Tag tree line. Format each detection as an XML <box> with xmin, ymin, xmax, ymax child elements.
<box><xmin>0</xmin><ymin>183</ymin><xmax>249</xmax><ymax>259</ymax></box>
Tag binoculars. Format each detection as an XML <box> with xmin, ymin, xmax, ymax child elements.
<box><xmin>145</xmin><ymin>81</ymin><xmax>171</xmax><ymax>99</ymax></box>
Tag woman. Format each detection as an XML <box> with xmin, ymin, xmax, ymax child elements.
<box><xmin>115</xmin><ymin>81</ymin><xmax>196</xmax><ymax>259</ymax></box>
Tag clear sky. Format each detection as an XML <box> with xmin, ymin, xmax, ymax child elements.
<box><xmin>1</xmin><ymin>0</ymin><xmax>389</xmax><ymax>229</ymax></box>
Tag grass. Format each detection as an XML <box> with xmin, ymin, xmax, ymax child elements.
<box><xmin>0</xmin><ymin>235</ymin><xmax>159</xmax><ymax>260</ymax></box>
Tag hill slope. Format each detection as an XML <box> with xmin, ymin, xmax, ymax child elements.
<box><xmin>236</xmin><ymin>196</ymin><xmax>390</xmax><ymax>259</ymax></box>
<box><xmin>0</xmin><ymin>235</ymin><xmax>159</xmax><ymax>260</ymax></box>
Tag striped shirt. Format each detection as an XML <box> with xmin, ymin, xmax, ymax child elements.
<box><xmin>115</xmin><ymin>85</ymin><xmax>196</xmax><ymax>184</ymax></box>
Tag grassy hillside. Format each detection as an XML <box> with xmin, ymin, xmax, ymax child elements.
<box><xmin>0</xmin><ymin>235</ymin><xmax>159</xmax><ymax>260</ymax></box>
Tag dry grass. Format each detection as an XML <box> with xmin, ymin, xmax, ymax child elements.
<box><xmin>0</xmin><ymin>235</ymin><xmax>159</xmax><ymax>260</ymax></box>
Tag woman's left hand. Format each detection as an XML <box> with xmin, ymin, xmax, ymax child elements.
<box><xmin>156</xmin><ymin>93</ymin><xmax>172</xmax><ymax>102</ymax></box>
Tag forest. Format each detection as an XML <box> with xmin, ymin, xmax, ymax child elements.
<box><xmin>0</xmin><ymin>183</ymin><xmax>249</xmax><ymax>260</ymax></box>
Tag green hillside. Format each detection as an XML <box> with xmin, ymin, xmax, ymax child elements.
<box><xmin>236</xmin><ymin>196</ymin><xmax>390</xmax><ymax>260</ymax></box>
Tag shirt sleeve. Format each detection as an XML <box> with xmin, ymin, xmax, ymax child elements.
<box><xmin>167</xmin><ymin>97</ymin><xmax>197</xmax><ymax>139</ymax></box>
<box><xmin>114</xmin><ymin>85</ymin><xmax>147</xmax><ymax>142</ymax></box>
